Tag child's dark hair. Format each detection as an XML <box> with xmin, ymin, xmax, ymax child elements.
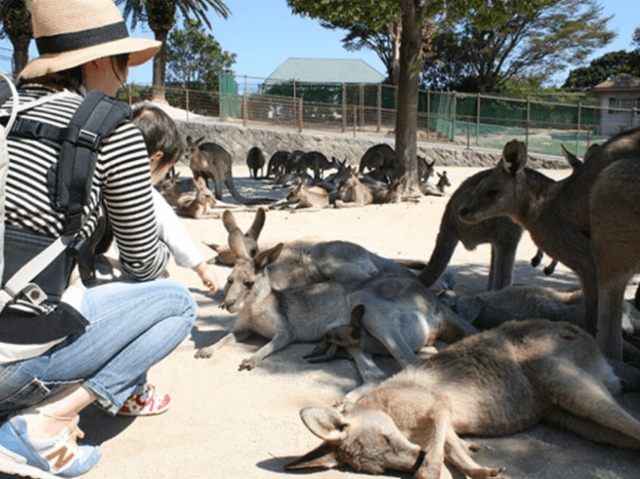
<box><xmin>131</xmin><ymin>104</ymin><xmax>184</xmax><ymax>171</ymax></box>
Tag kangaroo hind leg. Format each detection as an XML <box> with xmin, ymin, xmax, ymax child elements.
<box><xmin>536</xmin><ymin>358</ymin><xmax>640</xmax><ymax>447</ymax></box>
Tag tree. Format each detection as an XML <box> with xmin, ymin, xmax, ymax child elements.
<box><xmin>287</xmin><ymin>0</ymin><xmax>535</xmax><ymax>192</ymax></box>
<box><xmin>562</xmin><ymin>50</ymin><xmax>640</xmax><ymax>90</ymax></box>
<box><xmin>422</xmin><ymin>0</ymin><xmax>614</xmax><ymax>94</ymax></box>
<box><xmin>166</xmin><ymin>18</ymin><xmax>235</xmax><ymax>90</ymax></box>
<box><xmin>0</xmin><ymin>0</ymin><xmax>32</xmax><ymax>76</ymax></box>
<box><xmin>117</xmin><ymin>0</ymin><xmax>231</xmax><ymax>103</ymax></box>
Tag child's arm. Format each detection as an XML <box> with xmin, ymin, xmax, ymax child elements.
<box><xmin>151</xmin><ymin>188</ymin><xmax>219</xmax><ymax>293</ymax></box>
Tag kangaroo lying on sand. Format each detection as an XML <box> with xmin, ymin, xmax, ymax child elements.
<box><xmin>197</xmin><ymin>228</ymin><xmax>471</xmax><ymax>374</ymax></box>
<box><xmin>458</xmin><ymin>134</ymin><xmax>640</xmax><ymax>360</ymax></box>
<box><xmin>205</xmin><ymin>209</ymin><xmax>414</xmax><ymax>289</ymax></box>
<box><xmin>286</xmin><ymin>319</ymin><xmax>640</xmax><ymax>479</ymax></box>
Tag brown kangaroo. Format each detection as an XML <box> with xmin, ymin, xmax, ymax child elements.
<box><xmin>174</xmin><ymin>177</ymin><xmax>219</xmax><ymax>219</ymax></box>
<box><xmin>285</xmin><ymin>177</ymin><xmax>330</xmax><ymax>209</ymax></box>
<box><xmin>184</xmin><ymin>136</ymin><xmax>273</xmax><ymax>205</ymax></box>
<box><xmin>286</xmin><ymin>319</ymin><xmax>640</xmax><ymax>479</ymax></box>
<box><xmin>458</xmin><ymin>133</ymin><xmax>640</xmax><ymax>360</ymax></box>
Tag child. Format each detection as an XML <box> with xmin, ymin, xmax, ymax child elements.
<box><xmin>94</xmin><ymin>104</ymin><xmax>220</xmax><ymax>293</ymax></box>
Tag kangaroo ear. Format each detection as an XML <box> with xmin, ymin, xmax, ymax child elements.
<box><xmin>222</xmin><ymin>210</ymin><xmax>238</xmax><ymax>233</ymax></box>
<box><xmin>255</xmin><ymin>243</ymin><xmax>283</xmax><ymax>269</ymax></box>
<box><xmin>500</xmin><ymin>139</ymin><xmax>527</xmax><ymax>176</ymax></box>
<box><xmin>561</xmin><ymin>144</ymin><xmax>582</xmax><ymax>169</ymax></box>
<box><xmin>284</xmin><ymin>442</ymin><xmax>341</xmax><ymax>471</ymax></box>
<box><xmin>299</xmin><ymin>407</ymin><xmax>348</xmax><ymax>442</ymax></box>
<box><xmin>246</xmin><ymin>208</ymin><xmax>266</xmax><ymax>240</ymax></box>
<box><xmin>228</xmin><ymin>228</ymin><xmax>250</xmax><ymax>259</ymax></box>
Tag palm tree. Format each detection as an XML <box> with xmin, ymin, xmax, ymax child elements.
<box><xmin>0</xmin><ymin>0</ymin><xmax>32</xmax><ymax>76</ymax></box>
<box><xmin>117</xmin><ymin>0</ymin><xmax>230</xmax><ymax>103</ymax></box>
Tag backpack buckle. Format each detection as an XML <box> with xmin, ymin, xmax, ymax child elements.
<box><xmin>77</xmin><ymin>128</ymin><xmax>100</xmax><ymax>150</ymax></box>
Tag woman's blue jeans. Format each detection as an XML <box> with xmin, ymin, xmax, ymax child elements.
<box><xmin>0</xmin><ymin>279</ymin><xmax>197</xmax><ymax>416</ymax></box>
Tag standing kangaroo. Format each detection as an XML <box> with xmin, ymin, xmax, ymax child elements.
<box><xmin>184</xmin><ymin>136</ymin><xmax>273</xmax><ymax>205</ymax></box>
<box><xmin>286</xmin><ymin>319</ymin><xmax>640</xmax><ymax>479</ymax></box>
<box><xmin>417</xmin><ymin>168</ymin><xmax>524</xmax><ymax>291</ymax></box>
<box><xmin>245</xmin><ymin>146</ymin><xmax>265</xmax><ymax>179</ymax></box>
<box><xmin>458</xmin><ymin>133</ymin><xmax>640</xmax><ymax>360</ymax></box>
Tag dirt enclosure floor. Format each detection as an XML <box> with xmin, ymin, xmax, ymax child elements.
<box><xmin>3</xmin><ymin>165</ymin><xmax>640</xmax><ymax>479</ymax></box>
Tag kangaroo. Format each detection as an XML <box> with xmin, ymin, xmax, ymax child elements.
<box><xmin>296</xmin><ymin>151</ymin><xmax>338</xmax><ymax>180</ymax></box>
<box><xmin>336</xmin><ymin>168</ymin><xmax>401</xmax><ymax>207</ymax></box>
<box><xmin>417</xmin><ymin>168</ymin><xmax>524</xmax><ymax>291</ymax></box>
<box><xmin>308</xmin><ymin>295</ymin><xmax>476</xmax><ymax>400</ymax></box>
<box><xmin>174</xmin><ymin>176</ymin><xmax>218</xmax><ymax>219</ymax></box>
<box><xmin>158</xmin><ymin>169</ymin><xmax>197</xmax><ymax>207</ymax></box>
<box><xmin>458</xmin><ymin>133</ymin><xmax>640</xmax><ymax>360</ymax></box>
<box><xmin>197</xmin><ymin>229</ymin><xmax>470</xmax><ymax>375</ymax></box>
<box><xmin>420</xmin><ymin>170</ymin><xmax>450</xmax><ymax>197</ymax></box>
<box><xmin>245</xmin><ymin>146</ymin><xmax>265</xmax><ymax>179</ymax></box>
<box><xmin>204</xmin><ymin>209</ymin><xmax>414</xmax><ymax>286</ymax></box>
<box><xmin>417</xmin><ymin>155</ymin><xmax>436</xmax><ymax>183</ymax></box>
<box><xmin>184</xmin><ymin>136</ymin><xmax>273</xmax><ymax>205</ymax></box>
<box><xmin>266</xmin><ymin>150</ymin><xmax>290</xmax><ymax>178</ymax></box>
<box><xmin>286</xmin><ymin>319</ymin><xmax>640</xmax><ymax>479</ymax></box>
<box><xmin>359</xmin><ymin>143</ymin><xmax>399</xmax><ymax>183</ymax></box>
<box><xmin>284</xmin><ymin>177</ymin><xmax>330</xmax><ymax>209</ymax></box>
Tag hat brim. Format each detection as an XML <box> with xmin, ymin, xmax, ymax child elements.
<box><xmin>19</xmin><ymin>36</ymin><xmax>161</xmax><ymax>79</ymax></box>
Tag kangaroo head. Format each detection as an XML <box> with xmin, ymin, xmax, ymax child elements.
<box><xmin>184</xmin><ymin>135</ymin><xmax>205</xmax><ymax>163</ymax></box>
<box><xmin>285</xmin><ymin>406</ymin><xmax>422</xmax><ymax>475</ymax></box>
<box><xmin>222</xmin><ymin>229</ymin><xmax>283</xmax><ymax>313</ymax></box>
<box><xmin>458</xmin><ymin>139</ymin><xmax>527</xmax><ymax>224</ymax></box>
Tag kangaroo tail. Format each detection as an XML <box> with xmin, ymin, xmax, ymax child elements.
<box><xmin>417</xmin><ymin>223</ymin><xmax>459</xmax><ymax>288</ymax></box>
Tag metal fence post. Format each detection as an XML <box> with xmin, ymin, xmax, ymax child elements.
<box><xmin>377</xmin><ymin>83</ymin><xmax>381</xmax><ymax>132</ymax></box>
<box><xmin>576</xmin><ymin>103</ymin><xmax>582</xmax><ymax>154</ymax></box>
<box><xmin>185</xmin><ymin>88</ymin><xmax>189</xmax><ymax>122</ymax></box>
<box><xmin>526</xmin><ymin>99</ymin><xmax>530</xmax><ymax>148</ymax></box>
<box><xmin>298</xmin><ymin>98</ymin><xmax>303</xmax><ymax>132</ymax></box>
<box><xmin>451</xmin><ymin>92</ymin><xmax>457</xmax><ymax>143</ymax></box>
<box><xmin>342</xmin><ymin>83</ymin><xmax>346</xmax><ymax>132</ymax></box>
<box><xmin>242</xmin><ymin>91</ymin><xmax>247</xmax><ymax>127</ymax></box>
<box><xmin>426</xmin><ymin>89</ymin><xmax>430</xmax><ymax>140</ymax></box>
<box><xmin>476</xmin><ymin>93</ymin><xmax>481</xmax><ymax>146</ymax></box>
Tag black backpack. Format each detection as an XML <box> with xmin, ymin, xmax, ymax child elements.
<box><xmin>0</xmin><ymin>83</ymin><xmax>132</xmax><ymax>328</ymax></box>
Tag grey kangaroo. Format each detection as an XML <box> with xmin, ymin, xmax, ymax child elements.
<box><xmin>286</xmin><ymin>319</ymin><xmax>640</xmax><ymax>479</ymax></box>
<box><xmin>198</xmin><ymin>228</ymin><xmax>470</xmax><ymax>376</ymax></box>
<box><xmin>417</xmin><ymin>168</ymin><xmax>524</xmax><ymax>291</ymax></box>
<box><xmin>204</xmin><ymin>208</ymin><xmax>413</xmax><ymax>288</ymax></box>
<box><xmin>458</xmin><ymin>134</ymin><xmax>640</xmax><ymax>360</ymax></box>
<box><xmin>184</xmin><ymin>136</ymin><xmax>273</xmax><ymax>205</ymax></box>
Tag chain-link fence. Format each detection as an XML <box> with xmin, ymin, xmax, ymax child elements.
<box><xmin>120</xmin><ymin>75</ymin><xmax>638</xmax><ymax>159</ymax></box>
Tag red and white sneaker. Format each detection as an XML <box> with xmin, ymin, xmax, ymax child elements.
<box><xmin>118</xmin><ymin>384</ymin><xmax>171</xmax><ymax>417</ymax></box>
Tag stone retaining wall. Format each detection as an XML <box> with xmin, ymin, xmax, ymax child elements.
<box><xmin>176</xmin><ymin>119</ymin><xmax>566</xmax><ymax>170</ymax></box>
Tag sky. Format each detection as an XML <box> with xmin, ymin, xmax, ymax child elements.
<box><xmin>0</xmin><ymin>0</ymin><xmax>638</xmax><ymax>88</ymax></box>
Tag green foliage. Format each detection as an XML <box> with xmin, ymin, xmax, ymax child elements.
<box><xmin>116</xmin><ymin>84</ymin><xmax>153</xmax><ymax>103</ymax></box>
<box><xmin>166</xmin><ymin>17</ymin><xmax>236</xmax><ymax>90</ymax></box>
<box><xmin>0</xmin><ymin>0</ymin><xmax>32</xmax><ymax>40</ymax></box>
<box><xmin>562</xmin><ymin>50</ymin><xmax>640</xmax><ymax>90</ymax></box>
<box><xmin>422</xmin><ymin>0</ymin><xmax>614</xmax><ymax>93</ymax></box>
<box><xmin>116</xmin><ymin>0</ymin><xmax>230</xmax><ymax>31</ymax></box>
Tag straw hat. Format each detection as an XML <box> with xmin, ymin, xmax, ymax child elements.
<box><xmin>19</xmin><ymin>0</ymin><xmax>162</xmax><ymax>79</ymax></box>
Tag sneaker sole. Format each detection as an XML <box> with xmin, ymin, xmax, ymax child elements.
<box><xmin>0</xmin><ymin>445</ymin><xmax>67</xmax><ymax>479</ymax></box>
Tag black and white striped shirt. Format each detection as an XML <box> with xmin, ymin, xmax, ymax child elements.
<box><xmin>2</xmin><ymin>84</ymin><xmax>170</xmax><ymax>285</ymax></box>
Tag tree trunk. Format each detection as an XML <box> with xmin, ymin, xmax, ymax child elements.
<box><xmin>395</xmin><ymin>0</ymin><xmax>426</xmax><ymax>193</ymax></box>
<box><xmin>10</xmin><ymin>35</ymin><xmax>30</xmax><ymax>76</ymax></box>
<box><xmin>151</xmin><ymin>29</ymin><xmax>169</xmax><ymax>103</ymax></box>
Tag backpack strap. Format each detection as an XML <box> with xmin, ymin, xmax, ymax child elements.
<box><xmin>53</xmin><ymin>91</ymin><xmax>131</xmax><ymax>234</ymax></box>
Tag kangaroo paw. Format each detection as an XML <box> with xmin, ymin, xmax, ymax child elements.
<box><xmin>195</xmin><ymin>347</ymin><xmax>213</xmax><ymax>359</ymax></box>
<box><xmin>239</xmin><ymin>358</ymin><xmax>256</xmax><ymax>371</ymax></box>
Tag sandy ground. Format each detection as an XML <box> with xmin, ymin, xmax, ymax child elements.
<box><xmin>4</xmin><ymin>165</ymin><xmax>640</xmax><ymax>479</ymax></box>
